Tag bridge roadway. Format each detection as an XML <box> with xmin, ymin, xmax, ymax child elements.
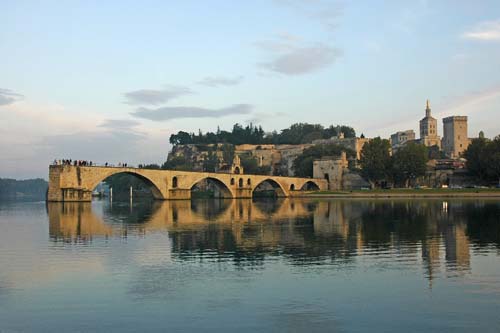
<box><xmin>47</xmin><ymin>165</ymin><xmax>328</xmax><ymax>202</ymax></box>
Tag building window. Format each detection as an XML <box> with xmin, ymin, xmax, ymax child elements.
<box><xmin>239</xmin><ymin>178</ymin><xmax>243</xmax><ymax>188</ymax></box>
<box><xmin>172</xmin><ymin>177</ymin><xmax>178</xmax><ymax>188</ymax></box>
<box><xmin>231</xmin><ymin>178</ymin><xmax>235</xmax><ymax>185</ymax></box>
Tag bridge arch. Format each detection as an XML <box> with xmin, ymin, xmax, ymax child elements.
<box><xmin>252</xmin><ymin>178</ymin><xmax>288</xmax><ymax>198</ymax></box>
<box><xmin>300</xmin><ymin>180</ymin><xmax>321</xmax><ymax>191</ymax></box>
<box><xmin>87</xmin><ymin>169</ymin><xmax>165</xmax><ymax>200</ymax></box>
<box><xmin>188</xmin><ymin>176</ymin><xmax>234</xmax><ymax>198</ymax></box>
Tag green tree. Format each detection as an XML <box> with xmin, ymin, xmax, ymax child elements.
<box><xmin>463</xmin><ymin>137</ymin><xmax>490</xmax><ymax>181</ymax></box>
<box><xmin>486</xmin><ymin>136</ymin><xmax>500</xmax><ymax>184</ymax></box>
<box><xmin>391</xmin><ymin>143</ymin><xmax>428</xmax><ymax>187</ymax></box>
<box><xmin>292</xmin><ymin>144</ymin><xmax>355</xmax><ymax>178</ymax></box>
<box><xmin>202</xmin><ymin>151</ymin><xmax>219</xmax><ymax>172</ymax></box>
<box><xmin>169</xmin><ymin>131</ymin><xmax>192</xmax><ymax>145</ymax></box>
<box><xmin>161</xmin><ymin>155</ymin><xmax>193</xmax><ymax>171</ymax></box>
<box><xmin>360</xmin><ymin>137</ymin><xmax>391</xmax><ymax>187</ymax></box>
<box><xmin>0</xmin><ymin>178</ymin><xmax>48</xmax><ymax>200</ymax></box>
<box><xmin>239</xmin><ymin>154</ymin><xmax>270</xmax><ymax>175</ymax></box>
<box><xmin>168</xmin><ymin>123</ymin><xmax>357</xmax><ymax>146</ymax></box>
<box><xmin>221</xmin><ymin>144</ymin><xmax>235</xmax><ymax>164</ymax></box>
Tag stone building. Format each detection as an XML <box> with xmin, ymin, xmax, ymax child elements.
<box><xmin>313</xmin><ymin>152</ymin><xmax>349</xmax><ymax>190</ymax></box>
<box><xmin>312</xmin><ymin>152</ymin><xmax>370</xmax><ymax>190</ymax></box>
<box><xmin>419</xmin><ymin>100</ymin><xmax>441</xmax><ymax>148</ymax></box>
<box><xmin>167</xmin><ymin>133</ymin><xmax>370</xmax><ymax>178</ymax></box>
<box><xmin>235</xmin><ymin>143</ymin><xmax>311</xmax><ymax>176</ymax></box>
<box><xmin>442</xmin><ymin>116</ymin><xmax>469</xmax><ymax>158</ymax></box>
<box><xmin>390</xmin><ymin>130</ymin><xmax>415</xmax><ymax>150</ymax></box>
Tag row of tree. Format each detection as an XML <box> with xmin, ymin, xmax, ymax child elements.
<box><xmin>169</xmin><ymin>123</ymin><xmax>356</xmax><ymax>146</ymax></box>
<box><xmin>360</xmin><ymin>138</ymin><xmax>428</xmax><ymax>188</ymax></box>
<box><xmin>463</xmin><ymin>136</ymin><xmax>500</xmax><ymax>184</ymax></box>
<box><xmin>0</xmin><ymin>178</ymin><xmax>48</xmax><ymax>200</ymax></box>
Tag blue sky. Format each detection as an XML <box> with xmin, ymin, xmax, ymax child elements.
<box><xmin>1</xmin><ymin>0</ymin><xmax>500</xmax><ymax>178</ymax></box>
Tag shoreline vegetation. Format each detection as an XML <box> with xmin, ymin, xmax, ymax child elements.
<box><xmin>305</xmin><ymin>188</ymin><xmax>500</xmax><ymax>198</ymax></box>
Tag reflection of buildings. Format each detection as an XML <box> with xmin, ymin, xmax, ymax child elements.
<box><xmin>422</xmin><ymin>237</ymin><xmax>441</xmax><ymax>284</ymax></box>
<box><xmin>48</xmin><ymin>202</ymin><xmax>114</xmax><ymax>241</ymax></box>
<box><xmin>48</xmin><ymin>199</ymin><xmax>476</xmax><ymax>278</ymax></box>
<box><xmin>444</xmin><ymin>223</ymin><xmax>470</xmax><ymax>270</ymax></box>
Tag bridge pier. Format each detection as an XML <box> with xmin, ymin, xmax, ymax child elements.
<box><xmin>234</xmin><ymin>188</ymin><xmax>253</xmax><ymax>198</ymax></box>
<box><xmin>168</xmin><ymin>189</ymin><xmax>192</xmax><ymax>200</ymax></box>
<box><xmin>61</xmin><ymin>188</ymin><xmax>92</xmax><ymax>202</ymax></box>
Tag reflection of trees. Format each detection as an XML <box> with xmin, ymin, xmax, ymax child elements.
<box><xmin>102</xmin><ymin>200</ymin><xmax>159</xmax><ymax>225</ymax></box>
<box><xmin>359</xmin><ymin>201</ymin><xmax>430</xmax><ymax>246</ymax></box>
<box><xmin>464</xmin><ymin>202</ymin><xmax>500</xmax><ymax>248</ymax></box>
<box><xmin>190</xmin><ymin>199</ymin><xmax>231</xmax><ymax>220</ymax></box>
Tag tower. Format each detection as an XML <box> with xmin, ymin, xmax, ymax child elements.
<box><xmin>442</xmin><ymin>116</ymin><xmax>468</xmax><ymax>158</ymax></box>
<box><xmin>419</xmin><ymin>99</ymin><xmax>441</xmax><ymax>148</ymax></box>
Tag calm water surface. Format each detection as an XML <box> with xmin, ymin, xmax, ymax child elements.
<box><xmin>0</xmin><ymin>198</ymin><xmax>499</xmax><ymax>332</ymax></box>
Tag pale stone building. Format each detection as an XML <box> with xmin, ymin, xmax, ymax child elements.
<box><xmin>312</xmin><ymin>152</ymin><xmax>370</xmax><ymax>190</ymax></box>
<box><xmin>442</xmin><ymin>116</ymin><xmax>469</xmax><ymax>158</ymax></box>
<box><xmin>235</xmin><ymin>143</ymin><xmax>311</xmax><ymax>176</ymax></box>
<box><xmin>313</xmin><ymin>152</ymin><xmax>349</xmax><ymax>190</ymax></box>
<box><xmin>390</xmin><ymin>130</ymin><xmax>415</xmax><ymax>150</ymax></box>
<box><xmin>419</xmin><ymin>100</ymin><xmax>441</xmax><ymax>148</ymax></box>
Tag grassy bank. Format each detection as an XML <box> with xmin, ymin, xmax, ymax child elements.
<box><xmin>307</xmin><ymin>188</ymin><xmax>500</xmax><ymax>198</ymax></box>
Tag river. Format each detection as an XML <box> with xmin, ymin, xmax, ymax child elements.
<box><xmin>0</xmin><ymin>198</ymin><xmax>499</xmax><ymax>332</ymax></box>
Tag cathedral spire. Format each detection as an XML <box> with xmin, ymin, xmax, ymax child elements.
<box><xmin>425</xmin><ymin>99</ymin><xmax>431</xmax><ymax>117</ymax></box>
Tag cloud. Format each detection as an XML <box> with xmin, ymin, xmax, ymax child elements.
<box><xmin>258</xmin><ymin>41</ymin><xmax>341</xmax><ymax>75</ymax></box>
<box><xmin>197</xmin><ymin>76</ymin><xmax>244</xmax><ymax>87</ymax></box>
<box><xmin>245</xmin><ymin>112</ymin><xmax>286</xmax><ymax>125</ymax></box>
<box><xmin>362</xmin><ymin>85</ymin><xmax>500</xmax><ymax>139</ymax></box>
<box><xmin>438</xmin><ymin>85</ymin><xmax>500</xmax><ymax>115</ymax></box>
<box><xmin>123</xmin><ymin>85</ymin><xmax>193</xmax><ymax>105</ymax></box>
<box><xmin>0</xmin><ymin>100</ymin><xmax>170</xmax><ymax>178</ymax></box>
<box><xmin>99</xmin><ymin>119</ymin><xmax>141</xmax><ymax>130</ymax></box>
<box><xmin>462</xmin><ymin>20</ymin><xmax>500</xmax><ymax>41</ymax></box>
<box><xmin>274</xmin><ymin>0</ymin><xmax>343</xmax><ymax>31</ymax></box>
<box><xmin>254</xmin><ymin>34</ymin><xmax>301</xmax><ymax>52</ymax></box>
<box><xmin>0</xmin><ymin>88</ymin><xmax>24</xmax><ymax>105</ymax></box>
<box><xmin>131</xmin><ymin>104</ymin><xmax>253</xmax><ymax>121</ymax></box>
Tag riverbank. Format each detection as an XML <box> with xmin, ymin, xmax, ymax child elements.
<box><xmin>306</xmin><ymin>188</ymin><xmax>500</xmax><ymax>198</ymax></box>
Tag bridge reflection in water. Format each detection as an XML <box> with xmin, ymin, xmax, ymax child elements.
<box><xmin>47</xmin><ymin>199</ymin><xmax>500</xmax><ymax>282</ymax></box>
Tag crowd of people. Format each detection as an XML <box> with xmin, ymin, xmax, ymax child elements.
<box><xmin>54</xmin><ymin>159</ymin><xmax>94</xmax><ymax>166</ymax></box>
<box><xmin>52</xmin><ymin>160</ymin><xmax>131</xmax><ymax>168</ymax></box>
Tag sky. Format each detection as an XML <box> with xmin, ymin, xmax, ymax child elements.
<box><xmin>1</xmin><ymin>0</ymin><xmax>500</xmax><ymax>179</ymax></box>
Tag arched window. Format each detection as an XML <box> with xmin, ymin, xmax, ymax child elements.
<box><xmin>230</xmin><ymin>178</ymin><xmax>235</xmax><ymax>185</ymax></box>
<box><xmin>234</xmin><ymin>167</ymin><xmax>240</xmax><ymax>174</ymax></box>
<box><xmin>290</xmin><ymin>184</ymin><xmax>295</xmax><ymax>191</ymax></box>
<box><xmin>239</xmin><ymin>178</ymin><xmax>243</xmax><ymax>188</ymax></box>
<box><xmin>172</xmin><ymin>176</ymin><xmax>178</xmax><ymax>188</ymax></box>
<box><xmin>247</xmin><ymin>178</ymin><xmax>251</xmax><ymax>185</ymax></box>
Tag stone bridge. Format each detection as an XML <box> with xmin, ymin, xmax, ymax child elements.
<box><xmin>47</xmin><ymin>165</ymin><xmax>328</xmax><ymax>202</ymax></box>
